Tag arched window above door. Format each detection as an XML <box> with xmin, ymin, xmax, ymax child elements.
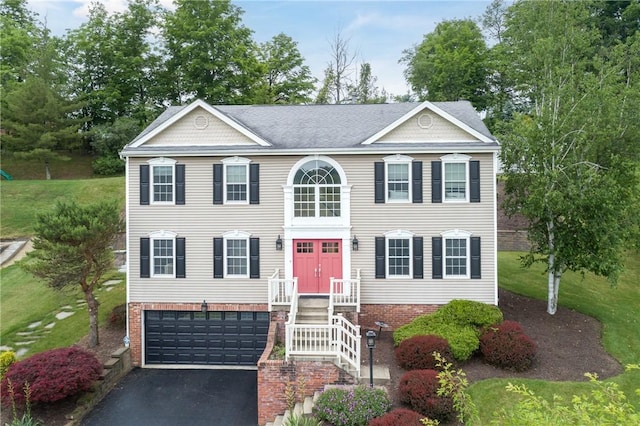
<box><xmin>292</xmin><ymin>159</ymin><xmax>342</xmax><ymax>218</ymax></box>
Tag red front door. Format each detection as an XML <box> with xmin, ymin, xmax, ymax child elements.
<box><xmin>293</xmin><ymin>239</ymin><xmax>342</xmax><ymax>293</ymax></box>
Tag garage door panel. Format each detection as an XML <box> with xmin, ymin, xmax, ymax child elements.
<box><xmin>145</xmin><ymin>310</ymin><xmax>269</xmax><ymax>366</ymax></box>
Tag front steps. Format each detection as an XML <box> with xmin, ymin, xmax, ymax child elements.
<box><xmin>295</xmin><ymin>296</ymin><xmax>329</xmax><ymax>324</ymax></box>
<box><xmin>265</xmin><ymin>382</ymin><xmax>391</xmax><ymax>426</ymax></box>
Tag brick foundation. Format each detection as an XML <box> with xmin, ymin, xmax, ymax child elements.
<box><xmin>359</xmin><ymin>304</ymin><xmax>439</xmax><ymax>331</ymax></box>
<box><xmin>127</xmin><ymin>302</ymin><xmax>269</xmax><ymax>366</ymax></box>
<box><xmin>256</xmin><ymin>322</ymin><xmax>357</xmax><ymax>425</ymax></box>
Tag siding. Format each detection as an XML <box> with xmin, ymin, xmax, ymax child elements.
<box><xmin>145</xmin><ymin>107</ymin><xmax>257</xmax><ymax>146</ymax></box>
<box><xmin>377</xmin><ymin>111</ymin><xmax>479</xmax><ymax>143</ymax></box>
<box><xmin>128</xmin><ymin>152</ymin><xmax>496</xmax><ymax>305</ymax></box>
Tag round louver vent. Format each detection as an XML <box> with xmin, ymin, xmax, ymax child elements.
<box><xmin>417</xmin><ymin>113</ymin><xmax>433</xmax><ymax>129</ymax></box>
<box><xmin>194</xmin><ymin>115</ymin><xmax>209</xmax><ymax>129</ymax></box>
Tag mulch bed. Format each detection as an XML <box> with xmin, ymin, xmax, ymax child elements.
<box><xmin>4</xmin><ymin>289</ymin><xmax>622</xmax><ymax>425</ymax></box>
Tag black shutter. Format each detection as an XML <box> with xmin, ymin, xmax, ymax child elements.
<box><xmin>249</xmin><ymin>163</ymin><xmax>260</xmax><ymax>204</ymax></box>
<box><xmin>375</xmin><ymin>237</ymin><xmax>386</xmax><ymax>278</ymax></box>
<box><xmin>431</xmin><ymin>161</ymin><xmax>442</xmax><ymax>203</ymax></box>
<box><xmin>175</xmin><ymin>164</ymin><xmax>185</xmax><ymax>205</ymax></box>
<box><xmin>250</xmin><ymin>237</ymin><xmax>260</xmax><ymax>278</ymax></box>
<box><xmin>140</xmin><ymin>237</ymin><xmax>150</xmax><ymax>278</ymax></box>
<box><xmin>470</xmin><ymin>160</ymin><xmax>480</xmax><ymax>203</ymax></box>
<box><xmin>374</xmin><ymin>162</ymin><xmax>385</xmax><ymax>203</ymax></box>
<box><xmin>213</xmin><ymin>237</ymin><xmax>223</xmax><ymax>278</ymax></box>
<box><xmin>412</xmin><ymin>161</ymin><xmax>423</xmax><ymax>203</ymax></box>
<box><xmin>176</xmin><ymin>237</ymin><xmax>186</xmax><ymax>278</ymax></box>
<box><xmin>432</xmin><ymin>237</ymin><xmax>443</xmax><ymax>279</ymax></box>
<box><xmin>470</xmin><ymin>236</ymin><xmax>481</xmax><ymax>279</ymax></box>
<box><xmin>140</xmin><ymin>164</ymin><xmax>149</xmax><ymax>205</ymax></box>
<box><xmin>413</xmin><ymin>236</ymin><xmax>424</xmax><ymax>279</ymax></box>
<box><xmin>213</xmin><ymin>164</ymin><xmax>223</xmax><ymax>204</ymax></box>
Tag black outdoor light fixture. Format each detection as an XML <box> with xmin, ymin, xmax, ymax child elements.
<box><xmin>276</xmin><ymin>235</ymin><xmax>283</xmax><ymax>251</ymax></box>
<box><xmin>366</xmin><ymin>330</ymin><xmax>377</xmax><ymax>387</ymax></box>
<box><xmin>352</xmin><ymin>235</ymin><xmax>359</xmax><ymax>251</ymax></box>
<box><xmin>201</xmin><ymin>300</ymin><xmax>207</xmax><ymax>314</ymax></box>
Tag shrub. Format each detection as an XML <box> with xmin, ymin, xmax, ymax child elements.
<box><xmin>479</xmin><ymin>320</ymin><xmax>536</xmax><ymax>371</ymax></box>
<box><xmin>369</xmin><ymin>408</ymin><xmax>425</xmax><ymax>425</ymax></box>
<box><xmin>1</xmin><ymin>351</ymin><xmax>16</xmax><ymax>380</ymax></box>
<box><xmin>394</xmin><ymin>316</ymin><xmax>480</xmax><ymax>361</ymax></box>
<box><xmin>92</xmin><ymin>156</ymin><xmax>125</xmax><ymax>176</ymax></box>
<box><xmin>395</xmin><ymin>335</ymin><xmax>452</xmax><ymax>371</ymax></box>
<box><xmin>435</xmin><ymin>299</ymin><xmax>503</xmax><ymax>328</ymax></box>
<box><xmin>0</xmin><ymin>347</ymin><xmax>102</xmax><ymax>406</ymax></box>
<box><xmin>314</xmin><ymin>386</ymin><xmax>391</xmax><ymax>426</ymax></box>
<box><xmin>398</xmin><ymin>370</ymin><xmax>454</xmax><ymax>422</ymax></box>
<box><xmin>109</xmin><ymin>303</ymin><xmax>127</xmax><ymax>328</ymax></box>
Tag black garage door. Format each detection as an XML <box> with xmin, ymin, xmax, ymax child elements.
<box><xmin>145</xmin><ymin>311</ymin><xmax>269</xmax><ymax>366</ymax></box>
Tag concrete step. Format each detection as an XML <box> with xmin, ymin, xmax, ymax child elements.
<box><xmin>295</xmin><ymin>315</ymin><xmax>329</xmax><ymax>324</ymax></box>
<box><xmin>303</xmin><ymin>396</ymin><xmax>314</xmax><ymax>415</ymax></box>
<box><xmin>298</xmin><ymin>296</ymin><xmax>329</xmax><ymax>309</ymax></box>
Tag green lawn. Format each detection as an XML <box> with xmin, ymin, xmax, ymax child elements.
<box><xmin>0</xmin><ymin>265</ymin><xmax>125</xmax><ymax>358</ymax></box>
<box><xmin>0</xmin><ymin>151</ymin><xmax>96</xmax><ymax>180</ymax></box>
<box><xmin>0</xmin><ymin>177</ymin><xmax>124</xmax><ymax>238</ymax></box>
<box><xmin>469</xmin><ymin>251</ymin><xmax>640</xmax><ymax>424</ymax></box>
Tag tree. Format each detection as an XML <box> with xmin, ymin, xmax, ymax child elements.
<box><xmin>22</xmin><ymin>200</ymin><xmax>124</xmax><ymax>347</ymax></box>
<box><xmin>347</xmin><ymin>62</ymin><xmax>388</xmax><ymax>104</ymax></box>
<box><xmin>255</xmin><ymin>33</ymin><xmax>316</xmax><ymax>104</ymax></box>
<box><xmin>498</xmin><ymin>0</ymin><xmax>640</xmax><ymax>314</ymax></box>
<box><xmin>161</xmin><ymin>0</ymin><xmax>262</xmax><ymax>104</ymax></box>
<box><xmin>316</xmin><ymin>30</ymin><xmax>358</xmax><ymax>104</ymax></box>
<box><xmin>401</xmin><ymin>19</ymin><xmax>489</xmax><ymax>110</ymax></box>
<box><xmin>0</xmin><ymin>0</ymin><xmax>40</xmax><ymax>89</ymax></box>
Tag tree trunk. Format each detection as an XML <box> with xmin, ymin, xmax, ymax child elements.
<box><xmin>84</xmin><ymin>289</ymin><xmax>100</xmax><ymax>347</ymax></box>
<box><xmin>45</xmin><ymin>160</ymin><xmax>51</xmax><ymax>180</ymax></box>
<box><xmin>546</xmin><ymin>219</ymin><xmax>560</xmax><ymax>315</ymax></box>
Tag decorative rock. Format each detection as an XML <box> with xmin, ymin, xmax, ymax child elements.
<box><xmin>16</xmin><ymin>348</ymin><xmax>28</xmax><ymax>357</ymax></box>
<box><xmin>45</xmin><ymin>322</ymin><xmax>55</xmax><ymax>329</ymax></box>
<box><xmin>0</xmin><ymin>345</ymin><xmax>13</xmax><ymax>351</ymax></box>
<box><xmin>16</xmin><ymin>331</ymin><xmax>34</xmax><ymax>336</ymax></box>
<box><xmin>27</xmin><ymin>321</ymin><xmax>42</xmax><ymax>329</ymax></box>
<box><xmin>103</xmin><ymin>280</ymin><xmax>122</xmax><ymax>286</ymax></box>
<box><xmin>56</xmin><ymin>311</ymin><xmax>75</xmax><ymax>320</ymax></box>
<box><xmin>15</xmin><ymin>341</ymin><xmax>35</xmax><ymax>346</ymax></box>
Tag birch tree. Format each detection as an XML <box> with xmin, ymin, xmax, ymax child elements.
<box><xmin>498</xmin><ymin>0</ymin><xmax>640</xmax><ymax>314</ymax></box>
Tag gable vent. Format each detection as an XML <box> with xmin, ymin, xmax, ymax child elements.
<box><xmin>194</xmin><ymin>115</ymin><xmax>209</xmax><ymax>130</ymax></box>
<box><xmin>417</xmin><ymin>113</ymin><xmax>433</xmax><ymax>129</ymax></box>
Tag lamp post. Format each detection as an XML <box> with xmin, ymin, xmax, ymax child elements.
<box><xmin>366</xmin><ymin>330</ymin><xmax>376</xmax><ymax>387</ymax></box>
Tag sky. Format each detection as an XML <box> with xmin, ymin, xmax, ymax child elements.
<box><xmin>28</xmin><ymin>0</ymin><xmax>493</xmax><ymax>97</ymax></box>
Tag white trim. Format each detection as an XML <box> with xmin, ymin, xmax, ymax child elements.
<box><xmin>384</xmin><ymin>230</ymin><xmax>415</xmax><ymax>279</ymax></box>
<box><xmin>125</xmin><ymin>156</ymin><xmax>130</xmax><ymax>343</ymax></box>
<box><xmin>441</xmin><ymin>229</ymin><xmax>471</xmax><ymax>279</ymax></box>
<box><xmin>221</xmin><ymin>157</ymin><xmax>251</xmax><ymax>205</ymax></box>
<box><xmin>222</xmin><ymin>231</ymin><xmax>251</xmax><ymax>278</ymax></box>
<box><xmin>441</xmin><ymin>153</ymin><xmax>471</xmax><ymax>203</ymax></box>
<box><xmin>129</xmin><ymin>99</ymin><xmax>271</xmax><ymax>148</ymax></box>
<box><xmin>149</xmin><ymin>231</ymin><xmax>177</xmax><ymax>278</ymax></box>
<box><xmin>493</xmin><ymin>152</ymin><xmax>499</xmax><ymax>305</ymax></box>
<box><xmin>147</xmin><ymin>158</ymin><xmax>176</xmax><ymax>205</ymax></box>
<box><xmin>383</xmin><ymin>154</ymin><xmax>414</xmax><ymax>203</ymax></box>
<box><xmin>361</xmin><ymin>101</ymin><xmax>494</xmax><ymax>145</ymax></box>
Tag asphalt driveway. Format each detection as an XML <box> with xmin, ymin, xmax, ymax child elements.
<box><xmin>81</xmin><ymin>368</ymin><xmax>258</xmax><ymax>426</ymax></box>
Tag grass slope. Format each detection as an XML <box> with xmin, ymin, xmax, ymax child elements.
<box><xmin>469</xmin><ymin>252</ymin><xmax>640</xmax><ymax>423</ymax></box>
<box><xmin>0</xmin><ymin>177</ymin><xmax>124</xmax><ymax>238</ymax></box>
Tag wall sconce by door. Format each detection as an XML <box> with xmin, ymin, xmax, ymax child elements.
<box><xmin>352</xmin><ymin>235</ymin><xmax>359</xmax><ymax>251</ymax></box>
<box><xmin>275</xmin><ymin>235</ymin><xmax>283</xmax><ymax>251</ymax></box>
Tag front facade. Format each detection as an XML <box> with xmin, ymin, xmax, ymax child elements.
<box><xmin>121</xmin><ymin>100</ymin><xmax>500</xmax><ymax>369</ymax></box>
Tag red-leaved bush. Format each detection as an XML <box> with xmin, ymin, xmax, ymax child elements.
<box><xmin>398</xmin><ymin>369</ymin><xmax>454</xmax><ymax>422</ymax></box>
<box><xmin>479</xmin><ymin>320</ymin><xmax>536</xmax><ymax>371</ymax></box>
<box><xmin>369</xmin><ymin>408</ymin><xmax>425</xmax><ymax>425</ymax></box>
<box><xmin>395</xmin><ymin>335</ymin><xmax>452</xmax><ymax>371</ymax></box>
<box><xmin>0</xmin><ymin>347</ymin><xmax>102</xmax><ymax>406</ymax></box>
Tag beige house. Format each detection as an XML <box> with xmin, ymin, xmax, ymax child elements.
<box><xmin>121</xmin><ymin>99</ymin><xmax>500</xmax><ymax>371</ymax></box>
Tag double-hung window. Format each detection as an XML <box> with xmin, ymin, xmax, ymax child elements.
<box><xmin>222</xmin><ymin>157</ymin><xmax>250</xmax><ymax>203</ymax></box>
<box><xmin>432</xmin><ymin>230</ymin><xmax>480</xmax><ymax>280</ymax></box>
<box><xmin>140</xmin><ymin>230</ymin><xmax>186</xmax><ymax>279</ymax></box>
<box><xmin>214</xmin><ymin>157</ymin><xmax>259</xmax><ymax>205</ymax></box>
<box><xmin>374</xmin><ymin>230</ymin><xmax>424</xmax><ymax>279</ymax></box>
<box><xmin>384</xmin><ymin>155</ymin><xmax>413</xmax><ymax>202</ymax></box>
<box><xmin>140</xmin><ymin>158</ymin><xmax>185</xmax><ymax>205</ymax></box>
<box><xmin>226</xmin><ymin>238</ymin><xmax>248</xmax><ymax>277</ymax></box>
<box><xmin>213</xmin><ymin>231</ymin><xmax>260</xmax><ymax>279</ymax></box>
<box><xmin>437</xmin><ymin>154</ymin><xmax>478</xmax><ymax>203</ymax></box>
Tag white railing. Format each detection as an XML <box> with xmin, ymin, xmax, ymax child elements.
<box><xmin>329</xmin><ymin>269</ymin><xmax>361</xmax><ymax>313</ymax></box>
<box><xmin>268</xmin><ymin>269</ymin><xmax>297</xmax><ymax>311</ymax></box>
<box><xmin>285</xmin><ymin>314</ymin><xmax>361</xmax><ymax>376</ymax></box>
<box><xmin>285</xmin><ymin>279</ymin><xmax>299</xmax><ymax>327</ymax></box>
